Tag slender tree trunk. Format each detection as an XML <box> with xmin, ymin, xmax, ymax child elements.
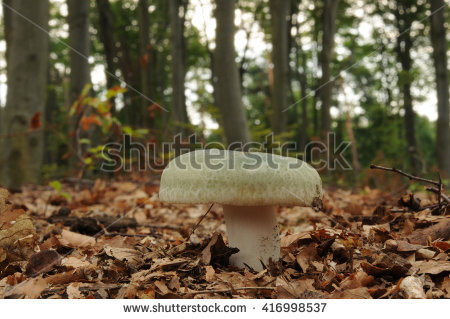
<box><xmin>96</xmin><ymin>0</ymin><xmax>118</xmax><ymax>112</ymax></box>
<box><xmin>319</xmin><ymin>0</ymin><xmax>339</xmax><ymax>140</ymax></box>
<box><xmin>430</xmin><ymin>0</ymin><xmax>450</xmax><ymax>177</ymax></box>
<box><xmin>269</xmin><ymin>0</ymin><xmax>289</xmax><ymax>135</ymax></box>
<box><xmin>394</xmin><ymin>0</ymin><xmax>420</xmax><ymax>173</ymax></box>
<box><xmin>290</xmin><ymin>0</ymin><xmax>309</xmax><ymax>149</ymax></box>
<box><xmin>169</xmin><ymin>0</ymin><xmax>189</xmax><ymax>134</ymax></box>
<box><xmin>340</xmin><ymin>79</ymin><xmax>360</xmax><ymax>175</ymax></box>
<box><xmin>2</xmin><ymin>0</ymin><xmax>12</xmax><ymax>65</ymax></box>
<box><xmin>67</xmin><ymin>0</ymin><xmax>91</xmax><ymax>169</ymax></box>
<box><xmin>0</xmin><ymin>0</ymin><xmax>49</xmax><ymax>189</ymax></box>
<box><xmin>138</xmin><ymin>0</ymin><xmax>153</xmax><ymax>127</ymax></box>
<box><xmin>68</xmin><ymin>0</ymin><xmax>91</xmax><ymax>105</ymax></box>
<box><xmin>213</xmin><ymin>0</ymin><xmax>250</xmax><ymax>145</ymax></box>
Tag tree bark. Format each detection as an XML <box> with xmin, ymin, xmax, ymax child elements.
<box><xmin>67</xmin><ymin>0</ymin><xmax>91</xmax><ymax>169</ymax></box>
<box><xmin>138</xmin><ymin>0</ymin><xmax>153</xmax><ymax>127</ymax></box>
<box><xmin>394</xmin><ymin>0</ymin><xmax>420</xmax><ymax>173</ymax></box>
<box><xmin>430</xmin><ymin>0</ymin><xmax>450</xmax><ymax>177</ymax></box>
<box><xmin>67</xmin><ymin>0</ymin><xmax>91</xmax><ymax>105</ymax></box>
<box><xmin>0</xmin><ymin>0</ymin><xmax>49</xmax><ymax>189</ymax></box>
<box><xmin>214</xmin><ymin>0</ymin><xmax>250</xmax><ymax>145</ymax></box>
<box><xmin>318</xmin><ymin>0</ymin><xmax>339</xmax><ymax>140</ymax></box>
<box><xmin>269</xmin><ymin>0</ymin><xmax>289</xmax><ymax>135</ymax></box>
<box><xmin>95</xmin><ymin>0</ymin><xmax>118</xmax><ymax>112</ymax></box>
<box><xmin>170</xmin><ymin>0</ymin><xmax>189</xmax><ymax>134</ymax></box>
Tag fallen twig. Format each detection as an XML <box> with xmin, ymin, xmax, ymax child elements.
<box><xmin>187</xmin><ymin>203</ymin><xmax>214</xmax><ymax>241</ymax></box>
<box><xmin>184</xmin><ymin>286</ymin><xmax>275</xmax><ymax>295</ymax></box>
<box><xmin>370</xmin><ymin>164</ymin><xmax>440</xmax><ymax>187</ymax></box>
<box><xmin>426</xmin><ymin>187</ymin><xmax>450</xmax><ymax>204</ymax></box>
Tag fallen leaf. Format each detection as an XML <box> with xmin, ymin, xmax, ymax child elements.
<box><xmin>296</xmin><ymin>243</ymin><xmax>318</xmax><ymax>273</ymax></box>
<box><xmin>104</xmin><ymin>245</ymin><xmax>142</xmax><ymax>267</ymax></box>
<box><xmin>66</xmin><ymin>282</ymin><xmax>83</xmax><ymax>299</ymax></box>
<box><xmin>416</xmin><ymin>260</ymin><xmax>450</xmax><ymax>275</ymax></box>
<box><xmin>25</xmin><ymin>250</ymin><xmax>61</xmax><ymax>277</ymax></box>
<box><xmin>5</xmin><ymin>276</ymin><xmax>47</xmax><ymax>298</ymax></box>
<box><xmin>407</xmin><ymin>220</ymin><xmax>450</xmax><ymax>245</ymax></box>
<box><xmin>61</xmin><ymin>256</ymin><xmax>92</xmax><ymax>269</ymax></box>
<box><xmin>331</xmin><ymin>287</ymin><xmax>372</xmax><ymax>299</ymax></box>
<box><xmin>0</xmin><ymin>209</ymin><xmax>36</xmax><ymax>261</ymax></box>
<box><xmin>59</xmin><ymin>229</ymin><xmax>95</xmax><ymax>248</ymax></box>
<box><xmin>399</xmin><ymin>276</ymin><xmax>425</xmax><ymax>299</ymax></box>
<box><xmin>280</xmin><ymin>232</ymin><xmax>312</xmax><ymax>248</ymax></box>
<box><xmin>201</xmin><ymin>233</ymin><xmax>239</xmax><ymax>266</ymax></box>
<box><xmin>205</xmin><ymin>265</ymin><xmax>216</xmax><ymax>282</ymax></box>
<box><xmin>340</xmin><ymin>271</ymin><xmax>374</xmax><ymax>289</ymax></box>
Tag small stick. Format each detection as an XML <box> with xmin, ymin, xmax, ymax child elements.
<box><xmin>369</xmin><ymin>164</ymin><xmax>440</xmax><ymax>187</ymax></box>
<box><xmin>187</xmin><ymin>203</ymin><xmax>214</xmax><ymax>240</ymax></box>
<box><xmin>183</xmin><ymin>286</ymin><xmax>275</xmax><ymax>295</ymax></box>
<box><xmin>426</xmin><ymin>187</ymin><xmax>450</xmax><ymax>203</ymax></box>
<box><xmin>103</xmin><ymin>233</ymin><xmax>153</xmax><ymax>237</ymax></box>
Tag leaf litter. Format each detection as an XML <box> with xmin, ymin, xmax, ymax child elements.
<box><xmin>0</xmin><ymin>176</ymin><xmax>448</xmax><ymax>299</ymax></box>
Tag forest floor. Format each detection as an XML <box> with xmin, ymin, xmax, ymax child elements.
<box><xmin>0</xmin><ymin>174</ymin><xmax>449</xmax><ymax>299</ymax></box>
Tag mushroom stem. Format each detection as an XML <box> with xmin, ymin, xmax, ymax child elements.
<box><xmin>222</xmin><ymin>205</ymin><xmax>280</xmax><ymax>271</ymax></box>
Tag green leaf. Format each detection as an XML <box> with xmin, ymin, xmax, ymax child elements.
<box><xmin>61</xmin><ymin>192</ymin><xmax>72</xmax><ymax>200</ymax></box>
<box><xmin>79</xmin><ymin>138</ymin><xmax>91</xmax><ymax>145</ymax></box>
<box><xmin>80</xmin><ymin>83</ymin><xmax>92</xmax><ymax>97</ymax></box>
<box><xmin>49</xmin><ymin>180</ymin><xmax>62</xmax><ymax>191</ymax></box>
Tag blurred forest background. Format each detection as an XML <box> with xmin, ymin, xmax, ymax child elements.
<box><xmin>0</xmin><ymin>0</ymin><xmax>448</xmax><ymax>190</ymax></box>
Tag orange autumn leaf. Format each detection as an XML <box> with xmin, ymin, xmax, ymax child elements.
<box><xmin>139</xmin><ymin>53</ymin><xmax>149</xmax><ymax>66</ymax></box>
<box><xmin>29</xmin><ymin>112</ymin><xmax>41</xmax><ymax>130</ymax></box>
<box><xmin>80</xmin><ymin>114</ymin><xmax>102</xmax><ymax>131</ymax></box>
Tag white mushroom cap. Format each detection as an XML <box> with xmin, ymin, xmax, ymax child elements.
<box><xmin>159</xmin><ymin>149</ymin><xmax>323</xmax><ymax>206</ymax></box>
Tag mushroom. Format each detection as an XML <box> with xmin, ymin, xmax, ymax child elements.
<box><xmin>159</xmin><ymin>149</ymin><xmax>322</xmax><ymax>271</ymax></box>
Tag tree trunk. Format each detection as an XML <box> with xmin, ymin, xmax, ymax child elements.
<box><xmin>319</xmin><ymin>0</ymin><xmax>339</xmax><ymax>140</ymax></box>
<box><xmin>67</xmin><ymin>0</ymin><xmax>91</xmax><ymax>169</ymax></box>
<box><xmin>170</xmin><ymin>0</ymin><xmax>189</xmax><ymax>134</ymax></box>
<box><xmin>269</xmin><ymin>0</ymin><xmax>289</xmax><ymax>135</ymax></box>
<box><xmin>95</xmin><ymin>0</ymin><xmax>118</xmax><ymax>112</ymax></box>
<box><xmin>138</xmin><ymin>0</ymin><xmax>153</xmax><ymax>127</ymax></box>
<box><xmin>2</xmin><ymin>0</ymin><xmax>12</xmax><ymax>65</ymax></box>
<box><xmin>290</xmin><ymin>0</ymin><xmax>309</xmax><ymax>149</ymax></box>
<box><xmin>214</xmin><ymin>0</ymin><xmax>250</xmax><ymax>145</ymax></box>
<box><xmin>430</xmin><ymin>0</ymin><xmax>450</xmax><ymax>177</ymax></box>
<box><xmin>394</xmin><ymin>0</ymin><xmax>420</xmax><ymax>173</ymax></box>
<box><xmin>0</xmin><ymin>0</ymin><xmax>49</xmax><ymax>189</ymax></box>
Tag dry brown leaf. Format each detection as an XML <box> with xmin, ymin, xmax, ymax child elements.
<box><xmin>280</xmin><ymin>232</ymin><xmax>311</xmax><ymax>248</ymax></box>
<box><xmin>137</xmin><ymin>287</ymin><xmax>156</xmax><ymax>299</ymax></box>
<box><xmin>0</xmin><ymin>209</ymin><xmax>36</xmax><ymax>261</ymax></box>
<box><xmin>331</xmin><ymin>287</ymin><xmax>372</xmax><ymax>299</ymax></box>
<box><xmin>104</xmin><ymin>245</ymin><xmax>142</xmax><ymax>267</ymax></box>
<box><xmin>59</xmin><ymin>229</ymin><xmax>95</xmax><ymax>248</ymax></box>
<box><xmin>201</xmin><ymin>233</ymin><xmax>238</xmax><ymax>266</ymax></box>
<box><xmin>25</xmin><ymin>250</ymin><xmax>61</xmax><ymax>276</ymax></box>
<box><xmin>340</xmin><ymin>271</ymin><xmax>374</xmax><ymax>289</ymax></box>
<box><xmin>45</xmin><ymin>267</ymin><xmax>98</xmax><ymax>285</ymax></box>
<box><xmin>155</xmin><ymin>280</ymin><xmax>170</xmax><ymax>295</ymax></box>
<box><xmin>61</xmin><ymin>256</ymin><xmax>92</xmax><ymax>269</ymax></box>
<box><xmin>416</xmin><ymin>260</ymin><xmax>450</xmax><ymax>275</ymax></box>
<box><xmin>407</xmin><ymin>220</ymin><xmax>450</xmax><ymax>245</ymax></box>
<box><xmin>296</xmin><ymin>243</ymin><xmax>318</xmax><ymax>273</ymax></box>
<box><xmin>5</xmin><ymin>276</ymin><xmax>47</xmax><ymax>299</ymax></box>
<box><xmin>275</xmin><ymin>277</ymin><xmax>316</xmax><ymax>298</ymax></box>
<box><xmin>399</xmin><ymin>276</ymin><xmax>425</xmax><ymax>299</ymax></box>
<box><xmin>0</xmin><ymin>247</ymin><xmax>6</xmax><ymax>263</ymax></box>
<box><xmin>150</xmin><ymin>258</ymin><xmax>190</xmax><ymax>271</ymax></box>
<box><xmin>66</xmin><ymin>282</ymin><xmax>83</xmax><ymax>299</ymax></box>
<box><xmin>205</xmin><ymin>265</ymin><xmax>216</xmax><ymax>282</ymax></box>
